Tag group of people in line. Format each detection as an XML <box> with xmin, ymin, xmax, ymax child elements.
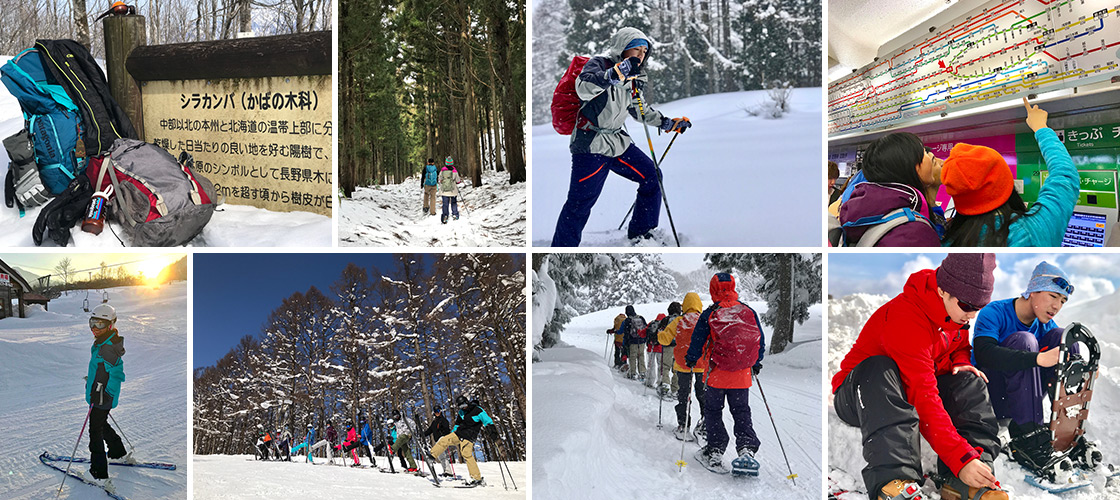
<box><xmin>834</xmin><ymin>254</ymin><xmax>1099</xmax><ymax>500</ymax></box>
<box><xmin>829</xmin><ymin>98</ymin><xmax>1080</xmax><ymax>247</ymax></box>
<box><xmin>419</xmin><ymin>156</ymin><xmax>463</xmax><ymax>224</ymax></box>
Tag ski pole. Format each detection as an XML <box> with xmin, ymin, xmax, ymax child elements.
<box><xmin>657</xmin><ymin>352</ymin><xmax>665</xmax><ymax>429</ymax></box>
<box><xmin>492</xmin><ymin>430</ymin><xmax>517</xmax><ymax>490</ymax></box>
<box><xmin>754</xmin><ymin>375</ymin><xmax>797</xmax><ymax>485</ymax></box>
<box><xmin>108</xmin><ymin>413</ymin><xmax>135</xmax><ymax>456</ymax></box>
<box><xmin>618</xmin><ymin>131</ymin><xmax>680</xmax><ymax>230</ymax></box>
<box><xmin>56</xmin><ymin>404</ymin><xmax>93</xmax><ymax>499</ymax></box>
<box><xmin>631</xmin><ymin>83</ymin><xmax>681</xmax><ymax>247</ymax></box>
<box><xmin>487</xmin><ymin>429</ymin><xmax>510</xmax><ymax>490</ymax></box>
<box><xmin>677</xmin><ymin>388</ymin><xmax>691</xmax><ymax>472</ymax></box>
<box><xmin>604</xmin><ymin>332</ymin><xmax>611</xmax><ymax>362</ymax></box>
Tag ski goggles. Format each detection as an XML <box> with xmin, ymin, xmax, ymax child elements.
<box><xmin>89</xmin><ymin>317</ymin><xmax>112</xmax><ymax>330</ymax></box>
<box><xmin>1040</xmin><ymin>274</ymin><xmax>1075</xmax><ymax>295</ymax></box>
<box><xmin>954</xmin><ymin>297</ymin><xmax>984</xmax><ymax>313</ymax></box>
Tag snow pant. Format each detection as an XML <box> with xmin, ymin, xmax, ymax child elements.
<box><xmin>703</xmin><ymin>385</ymin><xmax>760</xmax><ymax>455</ymax></box>
<box><xmin>340</xmin><ymin>441</ymin><xmax>363</xmax><ymax>464</ymax></box>
<box><xmin>645</xmin><ymin>348</ymin><xmax>659</xmax><ymax>387</ymax></box>
<box><xmin>978</xmin><ymin>328</ymin><xmax>1071</xmax><ymax>426</ymax></box>
<box><xmin>423</xmin><ymin>185</ymin><xmax>437</xmax><ymax>214</ymax></box>
<box><xmin>628</xmin><ymin>344</ymin><xmax>646</xmax><ymax>379</ymax></box>
<box><xmin>613</xmin><ymin>341</ymin><xmax>624</xmax><ymax>368</ymax></box>
<box><xmin>442</xmin><ymin>196</ymin><xmax>459</xmax><ymax>218</ymax></box>
<box><xmin>88</xmin><ymin>408</ymin><xmax>126</xmax><ymax>478</ymax></box>
<box><xmin>661</xmin><ymin>350</ymin><xmax>675</xmax><ymax>391</ymax></box>
<box><xmin>256</xmin><ymin>441</ymin><xmax>270</xmax><ymax>460</ymax></box>
<box><xmin>676</xmin><ymin>370</ymin><xmax>706</xmax><ymax>427</ymax></box>
<box><xmin>431</xmin><ymin>432</ymin><xmax>481</xmax><ymax>481</ymax></box>
<box><xmin>291</xmin><ymin>440</ymin><xmax>312</xmax><ymax>462</ymax></box>
<box><xmin>834</xmin><ymin>356</ymin><xmax>1000</xmax><ymax>500</ymax></box>
<box><xmin>278</xmin><ymin>439</ymin><xmax>291</xmax><ymax>460</ymax></box>
<box><xmin>393</xmin><ymin>433</ymin><xmax>417</xmax><ymax>469</ymax></box>
<box><xmin>310</xmin><ymin>439</ymin><xmax>332</xmax><ymax>461</ymax></box>
<box><xmin>551</xmin><ymin>143</ymin><xmax>660</xmax><ymax>246</ymax></box>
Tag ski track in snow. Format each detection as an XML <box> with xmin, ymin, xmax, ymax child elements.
<box><xmin>192</xmin><ymin>455</ymin><xmax>525</xmax><ymax>499</ymax></box>
<box><xmin>338</xmin><ymin>169</ymin><xmax>526</xmax><ymax>247</ymax></box>
<box><xmin>829</xmin><ymin>293</ymin><xmax>1120</xmax><ymax>500</ymax></box>
<box><xmin>531</xmin><ymin>88</ymin><xmax>823</xmax><ymax>247</ymax></box>
<box><xmin>534</xmin><ymin>301</ymin><xmax>823</xmax><ymax>499</ymax></box>
<box><xmin>0</xmin><ymin>283</ymin><xmax>188</xmax><ymax>499</ymax></box>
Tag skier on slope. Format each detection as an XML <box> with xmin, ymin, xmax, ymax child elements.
<box><xmin>620</xmin><ymin>305</ymin><xmax>648</xmax><ymax>380</ymax></box>
<box><xmin>389</xmin><ymin>415</ymin><xmax>418</xmax><ymax>472</ymax></box>
<box><xmin>422</xmin><ymin>404</ymin><xmax>455</xmax><ymax>477</ymax></box>
<box><xmin>338</xmin><ymin>424</ymin><xmax>361</xmax><ymax>466</ymax></box>
<box><xmin>310</xmin><ymin>422</ymin><xmax>335</xmax><ymax>463</ymax></box>
<box><xmin>420</xmin><ymin>157</ymin><xmax>439</xmax><ymax>216</ymax></box>
<box><xmin>359</xmin><ymin>416</ymin><xmax>376</xmax><ymax>468</ymax></box>
<box><xmin>84</xmin><ymin>304</ymin><xmax>129</xmax><ymax>486</ymax></box>
<box><xmin>607</xmin><ymin>312</ymin><xmax>627</xmax><ymax>370</ymax></box>
<box><xmin>427</xmin><ymin>395</ymin><xmax>494</xmax><ymax>487</ymax></box>
<box><xmin>550</xmin><ymin>26</ymin><xmax>692</xmax><ymax>246</ymax></box>
<box><xmin>437</xmin><ymin>156</ymin><xmax>462</xmax><ymax>224</ymax></box>
<box><xmin>290</xmin><ymin>423</ymin><xmax>315</xmax><ymax>463</ymax></box>
<box><xmin>255</xmin><ymin>426</ymin><xmax>270</xmax><ymax>460</ymax></box>
<box><xmin>832</xmin><ymin>253</ymin><xmax>1008</xmax><ymax>500</ymax></box>
<box><xmin>685</xmin><ymin>274</ymin><xmax>766</xmax><ymax>476</ymax></box>
<box><xmin>278</xmin><ymin>428</ymin><xmax>292</xmax><ymax>461</ymax></box>
<box><xmin>661</xmin><ymin>293</ymin><xmax>707</xmax><ymax>441</ymax></box>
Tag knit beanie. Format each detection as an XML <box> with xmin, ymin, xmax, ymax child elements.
<box><xmin>445</xmin><ymin>156</ymin><xmax>454</xmax><ymax>167</ymax></box>
<box><xmin>1022</xmin><ymin>261</ymin><xmax>1073</xmax><ymax>298</ymax></box>
<box><xmin>624</xmin><ymin>38</ymin><xmax>649</xmax><ymax>51</ymax></box>
<box><xmin>625</xmin><ymin>305</ymin><xmax>636</xmax><ymax>316</ymax></box>
<box><xmin>936</xmin><ymin>253</ymin><xmax>996</xmax><ymax>307</ymax></box>
<box><xmin>941</xmin><ymin>144</ymin><xmax>1013</xmax><ymax>215</ymax></box>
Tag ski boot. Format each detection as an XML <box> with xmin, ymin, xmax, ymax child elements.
<box><xmin>674</xmin><ymin>424</ymin><xmax>695</xmax><ymax>442</ymax></box>
<box><xmin>694</xmin><ymin>447</ymin><xmax>729</xmax><ymax>474</ymax></box>
<box><xmin>731</xmin><ymin>447</ymin><xmax>760</xmax><ymax>477</ymax></box>
<box><xmin>84</xmin><ymin>469</ymin><xmax>117</xmax><ymax>495</ymax></box>
<box><xmin>120</xmin><ymin>451</ymin><xmax>138</xmax><ymax>465</ymax></box>
<box><xmin>463</xmin><ymin>477</ymin><xmax>486</xmax><ymax>487</ymax></box>
<box><xmin>441</xmin><ymin>214</ymin><xmax>448</xmax><ymax>224</ymax></box>
<box><xmin>879</xmin><ymin>479</ymin><xmax>922</xmax><ymax>500</ymax></box>
<box><xmin>939</xmin><ymin>475</ymin><xmax>1008</xmax><ymax>500</ymax></box>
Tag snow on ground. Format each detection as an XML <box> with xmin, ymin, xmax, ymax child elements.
<box><xmin>0</xmin><ymin>282</ymin><xmax>187</xmax><ymax>499</ymax></box>
<box><xmin>828</xmin><ymin>293</ymin><xmax>1120</xmax><ymax>499</ymax></box>
<box><xmin>193</xmin><ymin>455</ymin><xmax>525</xmax><ymax>499</ymax></box>
<box><xmin>531</xmin><ymin>88</ymin><xmax>823</xmax><ymax>247</ymax></box>
<box><xmin>339</xmin><ymin>168</ymin><xmax>526</xmax><ymax>247</ymax></box>
<box><xmin>534</xmin><ymin>300</ymin><xmax>823</xmax><ymax>499</ymax></box>
<box><xmin>0</xmin><ymin>57</ymin><xmax>331</xmax><ymax>247</ymax></box>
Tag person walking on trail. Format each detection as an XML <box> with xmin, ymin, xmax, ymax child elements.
<box><xmin>359</xmin><ymin>416</ymin><xmax>376</xmax><ymax>467</ymax></box>
<box><xmin>620</xmin><ymin>305</ymin><xmax>648</xmax><ymax>380</ymax></box>
<box><xmin>550</xmin><ymin>26</ymin><xmax>692</xmax><ymax>247</ymax></box>
<box><xmin>85</xmin><ymin>304</ymin><xmax>128</xmax><ymax>485</ymax></box>
<box><xmin>662</xmin><ymin>292</ymin><xmax>706</xmax><ymax>442</ymax></box>
<box><xmin>685</xmin><ymin>274</ymin><xmax>766</xmax><ymax>476</ymax></box>
<box><xmin>422</xmin><ymin>405</ymin><xmax>454</xmax><ymax>476</ymax></box>
<box><xmin>652</xmin><ymin>301</ymin><xmax>682</xmax><ymax>397</ymax></box>
<box><xmin>420</xmin><ymin>158</ymin><xmax>439</xmax><ymax>216</ymax></box>
<box><xmin>608</xmin><ymin>312</ymin><xmax>627</xmax><ymax>370</ymax></box>
<box><xmin>645</xmin><ymin>312</ymin><xmax>667</xmax><ymax>389</ymax></box>
<box><xmin>428</xmin><ymin>395</ymin><xmax>494</xmax><ymax>487</ymax></box>
<box><xmin>832</xmin><ymin>253</ymin><xmax>1007</xmax><ymax>500</ymax></box>
<box><xmin>437</xmin><ymin>156</ymin><xmax>462</xmax><ymax>224</ymax></box>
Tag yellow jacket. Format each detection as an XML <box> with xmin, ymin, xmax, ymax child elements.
<box><xmin>667</xmin><ymin>293</ymin><xmax>706</xmax><ymax>373</ymax></box>
<box><xmin>611</xmin><ymin>313</ymin><xmax>626</xmax><ymax>343</ymax></box>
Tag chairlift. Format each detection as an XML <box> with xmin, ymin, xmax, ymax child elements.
<box><xmin>82</xmin><ymin>290</ymin><xmax>90</xmax><ymax>312</ymax></box>
<box><xmin>102</xmin><ymin>290</ymin><xmax>109</xmax><ymax>303</ymax></box>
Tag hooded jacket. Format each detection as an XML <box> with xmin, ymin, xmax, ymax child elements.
<box><xmin>610</xmin><ymin>313</ymin><xmax>627</xmax><ymax>344</ymax></box>
<box><xmin>86</xmin><ymin>329</ymin><xmax>125</xmax><ymax>410</ymax></box>
<box><xmin>830</xmin><ymin>269</ymin><xmax>980</xmax><ymax>475</ymax></box>
<box><xmin>839</xmin><ymin>182</ymin><xmax>941</xmax><ymax>247</ymax></box>
<box><xmin>451</xmin><ymin>403</ymin><xmax>494</xmax><ymax>442</ymax></box>
<box><xmin>687</xmin><ymin>275</ymin><xmax>766</xmax><ymax>389</ymax></box>
<box><xmin>662</xmin><ymin>292</ymin><xmax>708</xmax><ymax>373</ymax></box>
<box><xmin>571</xmin><ymin>27</ymin><xmax>666</xmax><ymax>157</ymax></box>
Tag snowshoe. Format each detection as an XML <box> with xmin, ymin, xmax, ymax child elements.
<box><xmin>695</xmin><ymin>447</ymin><xmax>729</xmax><ymax>475</ymax></box>
<box><xmin>674</xmin><ymin>424</ymin><xmax>695</xmax><ymax>442</ymax></box>
<box><xmin>731</xmin><ymin>448</ymin><xmax>760</xmax><ymax>477</ymax></box>
<box><xmin>693</xmin><ymin>417</ymin><xmax>707</xmax><ymax>446</ymax></box>
<box><xmin>628</xmin><ymin>230</ymin><xmax>671</xmax><ymax>247</ymax></box>
<box><xmin>441</xmin><ymin>214</ymin><xmax>448</xmax><ymax>224</ymax></box>
<box><xmin>878</xmin><ymin>478</ymin><xmax>922</xmax><ymax>500</ymax></box>
<box><xmin>1050</xmin><ymin>323</ymin><xmax>1100</xmax><ymax>454</ymax></box>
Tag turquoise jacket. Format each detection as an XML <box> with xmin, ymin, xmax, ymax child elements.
<box><xmin>86</xmin><ymin>331</ymin><xmax>125</xmax><ymax>409</ymax></box>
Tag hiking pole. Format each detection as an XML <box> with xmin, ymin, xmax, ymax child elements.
<box><xmin>676</xmin><ymin>388</ymin><xmax>691</xmax><ymax>472</ymax></box>
<box><xmin>108</xmin><ymin>413</ymin><xmax>135</xmax><ymax>457</ymax></box>
<box><xmin>657</xmin><ymin>352</ymin><xmax>665</xmax><ymax>429</ymax></box>
<box><xmin>618</xmin><ymin>131</ymin><xmax>681</xmax><ymax>230</ymax></box>
<box><xmin>754</xmin><ymin>375</ymin><xmax>797</xmax><ymax>485</ymax></box>
<box><xmin>604</xmin><ymin>332</ymin><xmax>611</xmax><ymax>362</ymax></box>
<box><xmin>56</xmin><ymin>404</ymin><xmax>93</xmax><ymax>499</ymax></box>
<box><xmin>631</xmin><ymin>83</ymin><xmax>681</xmax><ymax>247</ymax></box>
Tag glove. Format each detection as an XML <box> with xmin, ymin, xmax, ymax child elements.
<box><xmin>486</xmin><ymin>426</ymin><xmax>499</xmax><ymax>440</ymax></box>
<box><xmin>685</xmin><ymin>358</ymin><xmax>697</xmax><ymax>368</ymax></box>
<box><xmin>660</xmin><ymin>116</ymin><xmax>692</xmax><ymax>134</ymax></box>
<box><xmin>751</xmin><ymin>364</ymin><xmax>762</xmax><ymax>376</ymax></box>
<box><xmin>621</xmin><ymin>355</ymin><xmax>628</xmax><ymax>363</ymax></box>
<box><xmin>606</xmin><ymin>56</ymin><xmax>642</xmax><ymax>85</ymax></box>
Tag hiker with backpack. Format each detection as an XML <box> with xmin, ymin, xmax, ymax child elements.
<box><xmin>608</xmin><ymin>312</ymin><xmax>627</xmax><ymax>370</ymax></box>
<box><xmin>420</xmin><ymin>158</ymin><xmax>439</xmax><ymax>216</ymax></box>
<box><xmin>685</xmin><ymin>274</ymin><xmax>766</xmax><ymax>476</ymax></box>
<box><xmin>549</xmin><ymin>27</ymin><xmax>692</xmax><ymax>246</ymax></box>
<box><xmin>663</xmin><ymin>292</ymin><xmax>707</xmax><ymax>441</ymax></box>
<box><xmin>645</xmin><ymin>313</ymin><xmax>667</xmax><ymax>388</ymax></box>
<box><xmin>437</xmin><ymin>156</ymin><xmax>461</xmax><ymax>224</ymax></box>
<box><xmin>620</xmin><ymin>305</ymin><xmax>648</xmax><ymax>380</ymax></box>
<box><xmin>941</xmin><ymin>98</ymin><xmax>1078</xmax><ymax>247</ymax></box>
<box><xmin>832</xmin><ymin>253</ymin><xmax>1007</xmax><ymax>500</ymax></box>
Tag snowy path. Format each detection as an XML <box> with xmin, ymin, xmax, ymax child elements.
<box><xmin>531</xmin><ymin>88</ymin><xmax>823</xmax><ymax>247</ymax></box>
<box><xmin>533</xmin><ymin>301</ymin><xmax>823</xmax><ymax>499</ymax></box>
<box><xmin>339</xmin><ymin>169</ymin><xmax>526</xmax><ymax>247</ymax></box>
<box><xmin>193</xmin><ymin>454</ymin><xmax>525</xmax><ymax>499</ymax></box>
<box><xmin>0</xmin><ymin>283</ymin><xmax>188</xmax><ymax>499</ymax></box>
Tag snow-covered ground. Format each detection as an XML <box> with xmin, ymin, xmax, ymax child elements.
<box><xmin>531</xmin><ymin>88</ymin><xmax>823</xmax><ymax>247</ymax></box>
<box><xmin>338</xmin><ymin>168</ymin><xmax>526</xmax><ymax>247</ymax></box>
<box><xmin>0</xmin><ymin>282</ymin><xmax>187</xmax><ymax>499</ymax></box>
<box><xmin>828</xmin><ymin>293</ymin><xmax>1120</xmax><ymax>499</ymax></box>
<box><xmin>193</xmin><ymin>454</ymin><xmax>525</xmax><ymax>499</ymax></box>
<box><xmin>534</xmin><ymin>300</ymin><xmax>823</xmax><ymax>499</ymax></box>
<box><xmin>0</xmin><ymin>56</ymin><xmax>332</xmax><ymax>247</ymax></box>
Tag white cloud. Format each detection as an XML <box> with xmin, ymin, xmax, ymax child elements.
<box><xmin>1062</xmin><ymin>254</ymin><xmax>1120</xmax><ymax>279</ymax></box>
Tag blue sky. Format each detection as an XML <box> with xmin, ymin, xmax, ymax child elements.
<box><xmin>830</xmin><ymin>253</ymin><xmax>1120</xmax><ymax>308</ymax></box>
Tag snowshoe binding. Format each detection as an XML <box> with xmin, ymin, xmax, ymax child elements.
<box><xmin>878</xmin><ymin>478</ymin><xmax>923</xmax><ymax>500</ymax></box>
<box><xmin>695</xmin><ymin>447</ymin><xmax>729</xmax><ymax>475</ymax></box>
<box><xmin>693</xmin><ymin>417</ymin><xmax>707</xmax><ymax>446</ymax></box>
<box><xmin>731</xmin><ymin>447</ymin><xmax>760</xmax><ymax>477</ymax></box>
<box><xmin>674</xmin><ymin>424</ymin><xmax>695</xmax><ymax>442</ymax></box>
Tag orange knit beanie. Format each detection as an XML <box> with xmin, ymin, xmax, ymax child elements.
<box><xmin>941</xmin><ymin>143</ymin><xmax>1013</xmax><ymax>215</ymax></box>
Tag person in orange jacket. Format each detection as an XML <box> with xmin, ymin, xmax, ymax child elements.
<box><xmin>660</xmin><ymin>293</ymin><xmax>705</xmax><ymax>441</ymax></box>
<box><xmin>607</xmin><ymin>313</ymin><xmax>627</xmax><ymax>370</ymax></box>
<box><xmin>832</xmin><ymin>253</ymin><xmax>1007</xmax><ymax>500</ymax></box>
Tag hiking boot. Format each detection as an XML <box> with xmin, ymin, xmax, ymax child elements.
<box><xmin>939</xmin><ymin>477</ymin><xmax>1007</xmax><ymax>500</ymax></box>
<box><xmin>878</xmin><ymin>479</ymin><xmax>922</xmax><ymax>500</ymax></box>
<box><xmin>695</xmin><ymin>447</ymin><xmax>728</xmax><ymax>474</ymax></box>
<box><xmin>465</xmin><ymin>477</ymin><xmax>486</xmax><ymax>487</ymax></box>
<box><xmin>658</xmin><ymin>385</ymin><xmax>670</xmax><ymax>399</ymax></box>
<box><xmin>119</xmin><ymin>452</ymin><xmax>137</xmax><ymax>465</ymax></box>
<box><xmin>694</xmin><ymin>417</ymin><xmax>707</xmax><ymax>443</ymax></box>
<box><xmin>1009</xmin><ymin>421</ymin><xmax>1057</xmax><ymax>472</ymax></box>
<box><xmin>674</xmin><ymin>424</ymin><xmax>694</xmax><ymax>442</ymax></box>
<box><xmin>441</xmin><ymin>214</ymin><xmax>448</xmax><ymax>224</ymax></box>
<box><xmin>453</xmin><ymin>214</ymin><xmax>459</xmax><ymax>220</ymax></box>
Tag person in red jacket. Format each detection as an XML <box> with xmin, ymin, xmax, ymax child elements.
<box><xmin>832</xmin><ymin>253</ymin><xmax>1007</xmax><ymax>500</ymax></box>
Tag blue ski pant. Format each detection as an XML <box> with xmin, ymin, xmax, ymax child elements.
<box><xmin>702</xmin><ymin>386</ymin><xmax>759</xmax><ymax>455</ymax></box>
<box><xmin>978</xmin><ymin>328</ymin><xmax>1074</xmax><ymax>426</ymax></box>
<box><xmin>442</xmin><ymin>196</ymin><xmax>458</xmax><ymax>218</ymax></box>
<box><xmin>551</xmin><ymin>143</ymin><xmax>660</xmax><ymax>246</ymax></box>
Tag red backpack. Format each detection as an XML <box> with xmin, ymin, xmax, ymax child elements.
<box><xmin>708</xmin><ymin>303</ymin><xmax>762</xmax><ymax>372</ymax></box>
<box><xmin>551</xmin><ymin>56</ymin><xmax>590</xmax><ymax>135</ymax></box>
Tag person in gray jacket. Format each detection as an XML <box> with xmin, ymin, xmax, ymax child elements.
<box><xmin>551</xmin><ymin>26</ymin><xmax>691</xmax><ymax>246</ymax></box>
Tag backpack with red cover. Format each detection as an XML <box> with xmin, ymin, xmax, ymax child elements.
<box><xmin>708</xmin><ymin>303</ymin><xmax>762</xmax><ymax>372</ymax></box>
<box><xmin>551</xmin><ymin>55</ymin><xmax>590</xmax><ymax>135</ymax></box>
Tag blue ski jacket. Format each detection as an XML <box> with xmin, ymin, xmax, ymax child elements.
<box><xmin>360</xmin><ymin>423</ymin><xmax>372</xmax><ymax>445</ymax></box>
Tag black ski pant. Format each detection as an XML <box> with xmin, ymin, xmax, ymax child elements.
<box><xmin>675</xmin><ymin>370</ymin><xmax>706</xmax><ymax>428</ymax></box>
<box><xmin>88</xmin><ymin>407</ymin><xmax>126</xmax><ymax>478</ymax></box>
<box><xmin>834</xmin><ymin>356</ymin><xmax>1000</xmax><ymax>500</ymax></box>
<box><xmin>613</xmin><ymin>342</ymin><xmax>624</xmax><ymax>368</ymax></box>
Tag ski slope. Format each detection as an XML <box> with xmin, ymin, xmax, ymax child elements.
<box><xmin>0</xmin><ymin>283</ymin><xmax>188</xmax><ymax>499</ymax></box>
<box><xmin>193</xmin><ymin>454</ymin><xmax>525</xmax><ymax>498</ymax></box>
<box><xmin>338</xmin><ymin>168</ymin><xmax>526</xmax><ymax>247</ymax></box>
<box><xmin>531</xmin><ymin>88</ymin><xmax>823</xmax><ymax>247</ymax></box>
<box><xmin>0</xmin><ymin>57</ymin><xmax>332</xmax><ymax>248</ymax></box>
<box><xmin>829</xmin><ymin>293</ymin><xmax>1120</xmax><ymax>500</ymax></box>
<box><xmin>533</xmin><ymin>300</ymin><xmax>823</xmax><ymax>499</ymax></box>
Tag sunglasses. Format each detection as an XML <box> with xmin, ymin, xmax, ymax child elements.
<box><xmin>89</xmin><ymin>318</ymin><xmax>112</xmax><ymax>330</ymax></box>
<box><xmin>955</xmin><ymin>297</ymin><xmax>984</xmax><ymax>313</ymax></box>
<box><xmin>1040</xmin><ymin>274</ymin><xmax>1074</xmax><ymax>295</ymax></box>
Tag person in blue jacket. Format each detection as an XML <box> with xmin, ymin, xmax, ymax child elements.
<box><xmin>85</xmin><ymin>304</ymin><xmax>127</xmax><ymax>482</ymax></box>
<box><xmin>941</xmin><ymin>98</ymin><xmax>1078</xmax><ymax>246</ymax></box>
<box><xmin>420</xmin><ymin>158</ymin><xmax>439</xmax><ymax>216</ymax></box>
<box><xmin>290</xmin><ymin>423</ymin><xmax>315</xmax><ymax>463</ymax></box>
<box><xmin>428</xmin><ymin>395</ymin><xmax>495</xmax><ymax>487</ymax></box>
<box><xmin>359</xmin><ymin>416</ymin><xmax>376</xmax><ymax>467</ymax></box>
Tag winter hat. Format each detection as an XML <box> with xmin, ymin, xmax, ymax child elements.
<box><xmin>668</xmin><ymin>301</ymin><xmax>682</xmax><ymax>316</ymax></box>
<box><xmin>936</xmin><ymin>253</ymin><xmax>996</xmax><ymax>307</ymax></box>
<box><xmin>624</xmin><ymin>38</ymin><xmax>649</xmax><ymax>51</ymax></box>
<box><xmin>445</xmin><ymin>156</ymin><xmax>454</xmax><ymax>166</ymax></box>
<box><xmin>941</xmin><ymin>144</ymin><xmax>1013</xmax><ymax>215</ymax></box>
<box><xmin>433</xmin><ymin>404</ymin><xmax>443</xmax><ymax>414</ymax></box>
<box><xmin>709</xmin><ymin>273</ymin><xmax>739</xmax><ymax>305</ymax></box>
<box><xmin>1022</xmin><ymin>261</ymin><xmax>1074</xmax><ymax>299</ymax></box>
<box><xmin>625</xmin><ymin>305</ymin><xmax>636</xmax><ymax>316</ymax></box>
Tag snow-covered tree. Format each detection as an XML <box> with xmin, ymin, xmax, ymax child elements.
<box><xmin>594</xmin><ymin>253</ymin><xmax>678</xmax><ymax>307</ymax></box>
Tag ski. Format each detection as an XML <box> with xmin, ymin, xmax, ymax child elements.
<box><xmin>40</xmin><ymin>451</ymin><xmax>177</xmax><ymax>470</ymax></box>
<box><xmin>39</xmin><ymin>452</ymin><xmax>127</xmax><ymax>500</ymax></box>
<box><xmin>404</xmin><ymin>411</ymin><xmax>440</xmax><ymax>486</ymax></box>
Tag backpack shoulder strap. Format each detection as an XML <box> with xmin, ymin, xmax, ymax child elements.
<box><xmin>846</xmin><ymin>207</ymin><xmax>932</xmax><ymax>247</ymax></box>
